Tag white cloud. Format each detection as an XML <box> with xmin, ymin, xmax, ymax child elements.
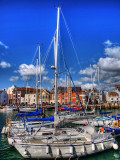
<box><xmin>0</xmin><ymin>61</ymin><xmax>11</xmax><ymax>68</ymax></box>
<box><xmin>105</xmin><ymin>46</ymin><xmax>120</xmax><ymax>59</ymax></box>
<box><xmin>104</xmin><ymin>40</ymin><xmax>112</xmax><ymax>47</ymax></box>
<box><xmin>74</xmin><ymin>80</ymin><xmax>82</xmax><ymax>86</ymax></box>
<box><xmin>43</xmin><ymin>76</ymin><xmax>54</xmax><ymax>85</ymax></box>
<box><xmin>80</xmin><ymin>77</ymin><xmax>91</xmax><ymax>82</ymax></box>
<box><xmin>15</xmin><ymin>64</ymin><xmax>48</xmax><ymax>81</ymax></box>
<box><xmin>79</xmin><ymin>67</ymin><xmax>95</xmax><ymax>76</ymax></box>
<box><xmin>69</xmin><ymin>68</ymin><xmax>76</xmax><ymax>74</ymax></box>
<box><xmin>58</xmin><ymin>78</ymin><xmax>66</xmax><ymax>86</ymax></box>
<box><xmin>9</xmin><ymin>76</ymin><xmax>19</xmax><ymax>82</ymax></box>
<box><xmin>78</xmin><ymin>42</ymin><xmax>120</xmax><ymax>91</ymax></box>
<box><xmin>98</xmin><ymin>57</ymin><xmax>120</xmax><ymax>72</ymax></box>
<box><xmin>0</xmin><ymin>41</ymin><xmax>9</xmax><ymax>49</ymax></box>
<box><xmin>81</xmin><ymin>83</ymin><xmax>97</xmax><ymax>90</ymax></box>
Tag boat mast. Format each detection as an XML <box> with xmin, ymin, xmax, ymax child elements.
<box><xmin>90</xmin><ymin>64</ymin><xmax>95</xmax><ymax>111</ymax></box>
<box><xmin>26</xmin><ymin>81</ymin><xmax>28</xmax><ymax>106</ymax></box>
<box><xmin>54</xmin><ymin>6</ymin><xmax>60</xmax><ymax>128</ymax></box>
<box><xmin>38</xmin><ymin>44</ymin><xmax>42</xmax><ymax>109</ymax></box>
<box><xmin>67</xmin><ymin>76</ymin><xmax>69</xmax><ymax>104</ymax></box>
<box><xmin>65</xmin><ymin>74</ymin><xmax>67</xmax><ymax>104</ymax></box>
<box><xmin>97</xmin><ymin>65</ymin><xmax>101</xmax><ymax>110</ymax></box>
<box><xmin>36</xmin><ymin>58</ymin><xmax>39</xmax><ymax>110</ymax></box>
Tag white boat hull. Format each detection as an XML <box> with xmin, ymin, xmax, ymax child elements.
<box><xmin>15</xmin><ymin>139</ymin><xmax>115</xmax><ymax>159</ymax></box>
<box><xmin>73</xmin><ymin>119</ymin><xmax>117</xmax><ymax>127</ymax></box>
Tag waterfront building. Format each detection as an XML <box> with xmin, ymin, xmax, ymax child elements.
<box><xmin>106</xmin><ymin>91</ymin><xmax>119</xmax><ymax>103</ymax></box>
<box><xmin>25</xmin><ymin>89</ymin><xmax>50</xmax><ymax>105</ymax></box>
<box><xmin>50</xmin><ymin>86</ymin><xmax>87</xmax><ymax>105</ymax></box>
<box><xmin>12</xmin><ymin>87</ymin><xmax>36</xmax><ymax>105</ymax></box>
<box><xmin>7</xmin><ymin>85</ymin><xmax>18</xmax><ymax>105</ymax></box>
<box><xmin>88</xmin><ymin>89</ymin><xmax>105</xmax><ymax>104</ymax></box>
<box><xmin>115</xmin><ymin>85</ymin><xmax>120</xmax><ymax>96</ymax></box>
<box><xmin>0</xmin><ymin>89</ymin><xmax>9</xmax><ymax>105</ymax></box>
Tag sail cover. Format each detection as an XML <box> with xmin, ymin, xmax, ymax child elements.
<box><xmin>16</xmin><ymin>109</ymin><xmax>42</xmax><ymax>117</ymax></box>
<box><xmin>27</xmin><ymin>116</ymin><xmax>54</xmax><ymax>122</ymax></box>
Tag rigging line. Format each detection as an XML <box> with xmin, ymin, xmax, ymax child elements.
<box><xmin>43</xmin><ymin>31</ymin><xmax>56</xmax><ymax>66</ymax></box>
<box><xmin>24</xmin><ymin>47</ymin><xmax>39</xmax><ymax>87</ymax></box>
<box><xmin>43</xmin><ymin>37</ymin><xmax>54</xmax><ymax>66</ymax></box>
<box><xmin>92</xmin><ymin>66</ymin><xmax>98</xmax><ymax>86</ymax></box>
<box><xmin>60</xmin><ymin>9</ymin><xmax>82</xmax><ymax>69</ymax></box>
<box><xmin>61</xmin><ymin>49</ymin><xmax>87</xmax><ymax>117</ymax></box>
<box><xmin>59</xmin><ymin>29</ymin><xmax>67</xmax><ymax>86</ymax></box>
<box><xmin>25</xmin><ymin>62</ymin><xmax>37</xmax><ymax>89</ymax></box>
<box><xmin>59</xmin><ymin>29</ymin><xmax>66</xmax><ymax>72</ymax></box>
<box><xmin>58</xmin><ymin>29</ymin><xmax>61</xmax><ymax>78</ymax></box>
<box><xmin>31</xmin><ymin>46</ymin><xmax>39</xmax><ymax>65</ymax></box>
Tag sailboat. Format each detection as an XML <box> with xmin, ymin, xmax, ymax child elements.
<box><xmin>2</xmin><ymin>46</ymin><xmax>51</xmax><ymax>135</ymax></box>
<box><xmin>13</xmin><ymin>7</ymin><xmax>118</xmax><ymax>159</ymax></box>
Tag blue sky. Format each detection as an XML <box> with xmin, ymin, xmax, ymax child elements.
<box><xmin>0</xmin><ymin>0</ymin><xmax>120</xmax><ymax>91</ymax></box>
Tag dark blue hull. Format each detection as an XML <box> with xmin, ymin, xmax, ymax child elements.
<box><xmin>104</xmin><ymin>127</ymin><xmax>120</xmax><ymax>134</ymax></box>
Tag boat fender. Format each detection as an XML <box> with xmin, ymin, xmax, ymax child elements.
<box><xmin>8</xmin><ymin>129</ymin><xmax>10</xmax><ymax>136</ymax></box>
<box><xmin>85</xmin><ymin>122</ymin><xmax>88</xmax><ymax>126</ymax></box>
<box><xmin>113</xmin><ymin>142</ymin><xmax>118</xmax><ymax>150</ymax></box>
<box><xmin>31</xmin><ymin>128</ymin><xmax>33</xmax><ymax>135</ymax></box>
<box><xmin>113</xmin><ymin>122</ymin><xmax>118</xmax><ymax>127</ymax></box>
<box><xmin>46</xmin><ymin>144</ymin><xmax>49</xmax><ymax>154</ymax></box>
<box><xmin>101</xmin><ymin>143</ymin><xmax>104</xmax><ymax>150</ymax></box>
<box><xmin>92</xmin><ymin>142</ymin><xmax>95</xmax><ymax>151</ymax></box>
<box><xmin>57</xmin><ymin>148</ymin><xmax>60</xmax><ymax>156</ymax></box>
<box><xmin>82</xmin><ymin>145</ymin><xmax>85</xmax><ymax>153</ymax></box>
<box><xmin>70</xmin><ymin>145</ymin><xmax>73</xmax><ymax>154</ymax></box>
<box><xmin>24</xmin><ymin>149</ymin><xmax>28</xmax><ymax>155</ymax></box>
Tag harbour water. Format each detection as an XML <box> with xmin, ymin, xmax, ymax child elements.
<box><xmin>1</xmin><ymin>109</ymin><xmax>120</xmax><ymax>160</ymax></box>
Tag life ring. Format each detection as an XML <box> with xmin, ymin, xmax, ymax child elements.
<box><xmin>113</xmin><ymin>122</ymin><xmax>118</xmax><ymax>127</ymax></box>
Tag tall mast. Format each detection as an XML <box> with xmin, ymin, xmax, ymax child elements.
<box><xmin>36</xmin><ymin>58</ymin><xmax>38</xmax><ymax>110</ymax></box>
<box><xmin>26</xmin><ymin>81</ymin><xmax>28</xmax><ymax>106</ymax></box>
<box><xmin>90</xmin><ymin>64</ymin><xmax>93</xmax><ymax>104</ymax></box>
<box><xmin>38</xmin><ymin>44</ymin><xmax>42</xmax><ymax>109</ymax></box>
<box><xmin>69</xmin><ymin>77</ymin><xmax>71</xmax><ymax>106</ymax></box>
<box><xmin>90</xmin><ymin>64</ymin><xmax>94</xmax><ymax>109</ymax></box>
<box><xmin>55</xmin><ymin>6</ymin><xmax>60</xmax><ymax>115</ymax></box>
<box><xmin>54</xmin><ymin>7</ymin><xmax>60</xmax><ymax>128</ymax></box>
<box><xmin>65</xmin><ymin>74</ymin><xmax>67</xmax><ymax>104</ymax></box>
<box><xmin>97</xmin><ymin>65</ymin><xmax>101</xmax><ymax>110</ymax></box>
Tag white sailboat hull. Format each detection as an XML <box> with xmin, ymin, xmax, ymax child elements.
<box><xmin>73</xmin><ymin>119</ymin><xmax>117</xmax><ymax>127</ymax></box>
<box><xmin>15</xmin><ymin>139</ymin><xmax>114</xmax><ymax>159</ymax></box>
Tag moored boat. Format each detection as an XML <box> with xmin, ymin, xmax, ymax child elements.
<box><xmin>13</xmin><ymin>6</ymin><xmax>118</xmax><ymax>159</ymax></box>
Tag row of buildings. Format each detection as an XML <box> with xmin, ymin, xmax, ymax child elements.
<box><xmin>0</xmin><ymin>85</ymin><xmax>120</xmax><ymax>106</ymax></box>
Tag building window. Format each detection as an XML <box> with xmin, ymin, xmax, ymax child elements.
<box><xmin>43</xmin><ymin>96</ymin><xmax>44</xmax><ymax>99</ymax></box>
<box><xmin>34</xmin><ymin>95</ymin><xmax>35</xmax><ymax>97</ymax></box>
<box><xmin>34</xmin><ymin>99</ymin><xmax>35</xmax><ymax>102</ymax></box>
<box><xmin>46</xmin><ymin>96</ymin><xmax>47</xmax><ymax>99</ymax></box>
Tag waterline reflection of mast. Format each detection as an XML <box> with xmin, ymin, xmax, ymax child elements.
<box><xmin>38</xmin><ymin>44</ymin><xmax>42</xmax><ymax>109</ymax></box>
